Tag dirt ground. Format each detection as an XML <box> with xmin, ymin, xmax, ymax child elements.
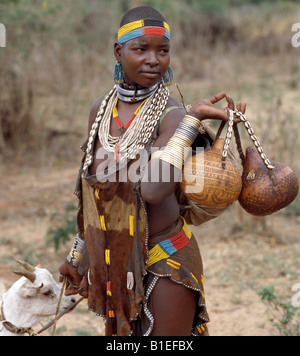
<box><xmin>0</xmin><ymin>162</ymin><xmax>299</xmax><ymax>336</ymax></box>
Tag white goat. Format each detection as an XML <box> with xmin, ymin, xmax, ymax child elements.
<box><xmin>0</xmin><ymin>259</ymin><xmax>75</xmax><ymax>336</ymax></box>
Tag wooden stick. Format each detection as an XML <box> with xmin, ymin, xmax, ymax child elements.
<box><xmin>37</xmin><ymin>296</ymin><xmax>84</xmax><ymax>335</ymax></box>
<box><xmin>51</xmin><ymin>277</ymin><xmax>67</xmax><ymax>336</ymax></box>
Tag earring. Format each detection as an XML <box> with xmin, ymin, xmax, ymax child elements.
<box><xmin>162</xmin><ymin>66</ymin><xmax>173</xmax><ymax>86</ymax></box>
<box><xmin>114</xmin><ymin>61</ymin><xmax>124</xmax><ymax>84</ymax></box>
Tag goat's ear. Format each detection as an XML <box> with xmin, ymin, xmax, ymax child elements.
<box><xmin>19</xmin><ymin>282</ymin><xmax>39</xmax><ymax>298</ymax></box>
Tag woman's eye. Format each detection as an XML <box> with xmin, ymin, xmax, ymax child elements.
<box><xmin>159</xmin><ymin>48</ymin><xmax>169</xmax><ymax>53</ymax></box>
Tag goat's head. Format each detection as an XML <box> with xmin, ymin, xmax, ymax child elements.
<box><xmin>11</xmin><ymin>258</ymin><xmax>75</xmax><ymax>317</ymax></box>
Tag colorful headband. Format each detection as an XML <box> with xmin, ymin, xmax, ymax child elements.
<box><xmin>118</xmin><ymin>19</ymin><xmax>170</xmax><ymax>44</ymax></box>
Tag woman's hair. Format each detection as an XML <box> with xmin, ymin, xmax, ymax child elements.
<box><xmin>120</xmin><ymin>6</ymin><xmax>166</xmax><ymax>27</ymax></box>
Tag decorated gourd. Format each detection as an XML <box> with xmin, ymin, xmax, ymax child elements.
<box><xmin>238</xmin><ymin>147</ymin><xmax>299</xmax><ymax>216</ymax></box>
<box><xmin>180</xmin><ymin>138</ymin><xmax>242</xmax><ymax>211</ymax></box>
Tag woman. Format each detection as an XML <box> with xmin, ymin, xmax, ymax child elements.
<box><xmin>59</xmin><ymin>6</ymin><xmax>245</xmax><ymax>336</ymax></box>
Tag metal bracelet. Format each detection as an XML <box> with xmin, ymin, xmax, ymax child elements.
<box><xmin>176</xmin><ymin>121</ymin><xmax>199</xmax><ymax>142</ymax></box>
<box><xmin>73</xmin><ymin>233</ymin><xmax>85</xmax><ymax>254</ymax></box>
<box><xmin>67</xmin><ymin>233</ymin><xmax>85</xmax><ymax>267</ymax></box>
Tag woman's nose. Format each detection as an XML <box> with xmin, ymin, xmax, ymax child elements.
<box><xmin>146</xmin><ymin>51</ymin><xmax>159</xmax><ymax>66</ymax></box>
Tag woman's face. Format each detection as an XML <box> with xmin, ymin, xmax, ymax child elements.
<box><xmin>115</xmin><ymin>35</ymin><xmax>170</xmax><ymax>88</ymax></box>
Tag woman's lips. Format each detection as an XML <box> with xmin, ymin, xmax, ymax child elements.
<box><xmin>141</xmin><ymin>71</ymin><xmax>160</xmax><ymax>79</ymax></box>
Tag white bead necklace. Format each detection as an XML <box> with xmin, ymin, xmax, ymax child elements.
<box><xmin>82</xmin><ymin>84</ymin><xmax>169</xmax><ymax>173</ymax></box>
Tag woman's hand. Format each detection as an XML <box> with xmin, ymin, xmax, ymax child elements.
<box><xmin>59</xmin><ymin>260</ymin><xmax>83</xmax><ymax>296</ymax></box>
<box><xmin>188</xmin><ymin>92</ymin><xmax>246</xmax><ymax>123</ymax></box>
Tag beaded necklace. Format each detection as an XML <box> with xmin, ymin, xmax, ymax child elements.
<box><xmin>112</xmin><ymin>98</ymin><xmax>147</xmax><ymax>133</ymax></box>
<box><xmin>112</xmin><ymin>98</ymin><xmax>148</xmax><ymax>162</ymax></box>
<box><xmin>82</xmin><ymin>84</ymin><xmax>169</xmax><ymax>174</ymax></box>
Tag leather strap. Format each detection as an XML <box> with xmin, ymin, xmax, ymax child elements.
<box><xmin>0</xmin><ymin>303</ymin><xmax>37</xmax><ymax>336</ymax></box>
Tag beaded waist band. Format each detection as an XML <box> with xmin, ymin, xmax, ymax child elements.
<box><xmin>147</xmin><ymin>217</ymin><xmax>192</xmax><ymax>268</ymax></box>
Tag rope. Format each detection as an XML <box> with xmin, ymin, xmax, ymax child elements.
<box><xmin>227</xmin><ymin>110</ymin><xmax>278</xmax><ymax>186</ymax></box>
<box><xmin>231</xmin><ymin>110</ymin><xmax>275</xmax><ymax>171</ymax></box>
<box><xmin>37</xmin><ymin>296</ymin><xmax>84</xmax><ymax>335</ymax></box>
<box><xmin>51</xmin><ymin>276</ymin><xmax>67</xmax><ymax>336</ymax></box>
<box><xmin>1</xmin><ymin>303</ymin><xmax>37</xmax><ymax>336</ymax></box>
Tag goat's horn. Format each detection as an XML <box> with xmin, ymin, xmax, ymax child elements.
<box><xmin>13</xmin><ymin>270</ymin><xmax>36</xmax><ymax>283</ymax></box>
<box><xmin>14</xmin><ymin>257</ymin><xmax>35</xmax><ymax>272</ymax></box>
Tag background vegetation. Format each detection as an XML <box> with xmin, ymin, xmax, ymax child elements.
<box><xmin>1</xmin><ymin>0</ymin><xmax>299</xmax><ymax>167</ymax></box>
<box><xmin>0</xmin><ymin>0</ymin><xmax>299</xmax><ymax>335</ymax></box>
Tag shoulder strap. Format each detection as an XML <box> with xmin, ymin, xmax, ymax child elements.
<box><xmin>159</xmin><ymin>106</ymin><xmax>184</xmax><ymax>126</ymax></box>
<box><xmin>156</xmin><ymin>106</ymin><xmax>185</xmax><ymax>137</ymax></box>
<box><xmin>152</xmin><ymin>106</ymin><xmax>182</xmax><ymax>141</ymax></box>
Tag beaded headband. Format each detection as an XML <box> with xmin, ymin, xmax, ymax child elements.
<box><xmin>118</xmin><ymin>19</ymin><xmax>170</xmax><ymax>44</ymax></box>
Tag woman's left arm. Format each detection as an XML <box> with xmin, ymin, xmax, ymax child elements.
<box><xmin>140</xmin><ymin>105</ymin><xmax>186</xmax><ymax>205</ymax></box>
<box><xmin>140</xmin><ymin>93</ymin><xmax>246</xmax><ymax>205</ymax></box>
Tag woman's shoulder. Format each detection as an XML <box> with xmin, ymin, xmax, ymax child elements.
<box><xmin>161</xmin><ymin>95</ymin><xmax>186</xmax><ymax>123</ymax></box>
<box><xmin>157</xmin><ymin>96</ymin><xmax>186</xmax><ymax>135</ymax></box>
<box><xmin>165</xmin><ymin>96</ymin><xmax>185</xmax><ymax>112</ymax></box>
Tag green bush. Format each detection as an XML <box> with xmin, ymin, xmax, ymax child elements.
<box><xmin>258</xmin><ymin>286</ymin><xmax>300</xmax><ymax>336</ymax></box>
<box><xmin>46</xmin><ymin>204</ymin><xmax>77</xmax><ymax>251</ymax></box>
